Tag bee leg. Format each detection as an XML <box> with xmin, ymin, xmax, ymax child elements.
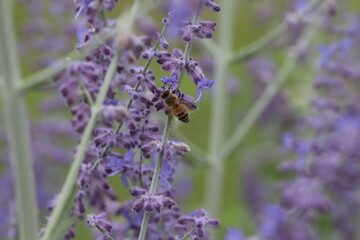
<box><xmin>174</xmin><ymin>88</ymin><xmax>181</xmax><ymax>98</ymax></box>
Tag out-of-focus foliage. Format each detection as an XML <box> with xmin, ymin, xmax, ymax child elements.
<box><xmin>1</xmin><ymin>0</ymin><xmax>360</xmax><ymax>239</ymax></box>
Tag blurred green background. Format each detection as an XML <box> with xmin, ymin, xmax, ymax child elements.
<box><xmin>2</xmin><ymin>0</ymin><xmax>360</xmax><ymax>239</ymax></box>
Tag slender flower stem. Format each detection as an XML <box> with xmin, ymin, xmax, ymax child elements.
<box><xmin>229</xmin><ymin>0</ymin><xmax>322</xmax><ymax>62</ymax></box>
<box><xmin>219</xmin><ymin>0</ymin><xmax>326</xmax><ymax>162</ymax></box>
<box><xmin>137</xmin><ymin>115</ymin><xmax>173</xmax><ymax>240</ymax></box>
<box><xmin>138</xmin><ymin>124</ymin><xmax>146</xmax><ymax>188</ymax></box>
<box><xmin>177</xmin><ymin>5</ymin><xmax>202</xmax><ymax>88</ymax></box>
<box><xmin>99</xmin><ymin>8</ymin><xmax>108</xmax><ymax>27</ymax></box>
<box><xmin>79</xmin><ymin>80</ymin><xmax>95</xmax><ymax>106</ymax></box>
<box><xmin>95</xmin><ymin>225</ymin><xmax>114</xmax><ymax>240</ymax></box>
<box><xmin>204</xmin><ymin>0</ymin><xmax>236</xmax><ymax>219</ymax></box>
<box><xmin>0</xmin><ymin>1</ymin><xmax>39</xmax><ymax>240</ymax></box>
<box><xmin>41</xmin><ymin>51</ymin><xmax>120</xmax><ymax>240</ymax></box>
<box><xmin>19</xmin><ymin>50</ymin><xmax>80</xmax><ymax>92</ymax></box>
<box><xmin>181</xmin><ymin>227</ymin><xmax>196</xmax><ymax>240</ymax></box>
<box><xmin>138</xmin><ymin>6</ymin><xmax>203</xmax><ymax>239</ymax></box>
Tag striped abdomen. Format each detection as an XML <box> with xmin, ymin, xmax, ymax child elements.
<box><xmin>173</xmin><ymin>104</ymin><xmax>190</xmax><ymax>123</ymax></box>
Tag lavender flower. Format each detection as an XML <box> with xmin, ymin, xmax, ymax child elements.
<box><xmin>174</xmin><ymin>208</ymin><xmax>219</xmax><ymax>239</ymax></box>
<box><xmin>130</xmin><ymin>187</ymin><xmax>176</xmax><ymax>214</ymax></box>
<box><xmin>86</xmin><ymin>212</ymin><xmax>113</xmax><ymax>239</ymax></box>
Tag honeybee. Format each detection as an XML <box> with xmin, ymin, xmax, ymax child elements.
<box><xmin>161</xmin><ymin>88</ymin><xmax>196</xmax><ymax>123</ymax></box>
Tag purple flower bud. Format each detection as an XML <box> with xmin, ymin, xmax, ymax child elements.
<box><xmin>129</xmin><ymin>186</ymin><xmax>147</xmax><ymax>197</ymax></box>
<box><xmin>102</xmin><ymin>105</ymin><xmax>128</xmax><ymax>125</ymax></box>
<box><xmin>205</xmin><ymin>0</ymin><xmax>221</xmax><ymax>12</ymax></box>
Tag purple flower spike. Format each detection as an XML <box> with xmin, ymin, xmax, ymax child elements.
<box><xmin>196</xmin><ymin>78</ymin><xmax>215</xmax><ymax>102</ymax></box>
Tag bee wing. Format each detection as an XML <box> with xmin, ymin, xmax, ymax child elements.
<box><xmin>179</xmin><ymin>93</ymin><xmax>197</xmax><ymax>110</ymax></box>
<box><xmin>181</xmin><ymin>101</ymin><xmax>197</xmax><ymax>110</ymax></box>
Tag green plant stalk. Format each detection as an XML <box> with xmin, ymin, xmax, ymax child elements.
<box><xmin>137</xmin><ymin>115</ymin><xmax>173</xmax><ymax>240</ymax></box>
<box><xmin>0</xmin><ymin>0</ymin><xmax>39</xmax><ymax>239</ymax></box>
<box><xmin>219</xmin><ymin>0</ymin><xmax>326</xmax><ymax>162</ymax></box>
<box><xmin>41</xmin><ymin>51</ymin><xmax>120</xmax><ymax>240</ymax></box>
<box><xmin>177</xmin><ymin>5</ymin><xmax>202</xmax><ymax>88</ymax></box>
<box><xmin>137</xmin><ymin>6</ymin><xmax>203</xmax><ymax>239</ymax></box>
<box><xmin>96</xmin><ymin>225</ymin><xmax>114</xmax><ymax>240</ymax></box>
<box><xmin>229</xmin><ymin>0</ymin><xmax>322</xmax><ymax>62</ymax></box>
<box><xmin>79</xmin><ymin>79</ymin><xmax>95</xmax><ymax>106</ymax></box>
<box><xmin>19</xmin><ymin>50</ymin><xmax>80</xmax><ymax>92</ymax></box>
<box><xmin>204</xmin><ymin>0</ymin><xmax>236</xmax><ymax>218</ymax></box>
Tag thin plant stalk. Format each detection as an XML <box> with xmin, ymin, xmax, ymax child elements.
<box><xmin>205</xmin><ymin>0</ymin><xmax>236</xmax><ymax>216</ymax></box>
<box><xmin>137</xmin><ymin>115</ymin><xmax>173</xmax><ymax>240</ymax></box>
<box><xmin>0</xmin><ymin>0</ymin><xmax>39</xmax><ymax>239</ymax></box>
<box><xmin>229</xmin><ymin>0</ymin><xmax>322</xmax><ymax>62</ymax></box>
<box><xmin>19</xmin><ymin>50</ymin><xmax>80</xmax><ymax>92</ymax></box>
<box><xmin>203</xmin><ymin>0</ymin><xmax>236</xmax><ymax>218</ymax></box>
<box><xmin>41</xmin><ymin>51</ymin><xmax>120</xmax><ymax>240</ymax></box>
<box><xmin>137</xmin><ymin>5</ymin><xmax>203</xmax><ymax>239</ymax></box>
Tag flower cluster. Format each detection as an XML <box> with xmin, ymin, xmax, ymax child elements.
<box><xmin>41</xmin><ymin>0</ymin><xmax>221</xmax><ymax>239</ymax></box>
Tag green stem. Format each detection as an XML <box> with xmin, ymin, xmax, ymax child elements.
<box><xmin>41</xmin><ymin>51</ymin><xmax>120</xmax><ymax>240</ymax></box>
<box><xmin>177</xmin><ymin>5</ymin><xmax>202</xmax><ymax>88</ymax></box>
<box><xmin>0</xmin><ymin>0</ymin><xmax>39</xmax><ymax>239</ymax></box>
<box><xmin>204</xmin><ymin>0</ymin><xmax>236</xmax><ymax>218</ymax></box>
<box><xmin>138</xmin><ymin>6</ymin><xmax>203</xmax><ymax>239</ymax></box>
<box><xmin>181</xmin><ymin>227</ymin><xmax>196</xmax><ymax>240</ymax></box>
<box><xmin>95</xmin><ymin>225</ymin><xmax>114</xmax><ymax>240</ymax></box>
<box><xmin>79</xmin><ymin>80</ymin><xmax>95</xmax><ymax>106</ymax></box>
<box><xmin>19</xmin><ymin>50</ymin><xmax>80</xmax><ymax>92</ymax></box>
<box><xmin>99</xmin><ymin>8</ymin><xmax>108</xmax><ymax>27</ymax></box>
<box><xmin>137</xmin><ymin>115</ymin><xmax>173</xmax><ymax>240</ymax></box>
<box><xmin>138</xmin><ymin>154</ymin><xmax>145</xmax><ymax>188</ymax></box>
<box><xmin>219</xmin><ymin>0</ymin><xmax>326</xmax><ymax>162</ymax></box>
<box><xmin>229</xmin><ymin>0</ymin><xmax>322</xmax><ymax>62</ymax></box>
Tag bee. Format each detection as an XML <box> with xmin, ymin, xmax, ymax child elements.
<box><xmin>161</xmin><ymin>88</ymin><xmax>196</xmax><ymax>123</ymax></box>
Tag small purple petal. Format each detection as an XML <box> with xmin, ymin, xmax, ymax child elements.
<box><xmin>121</xmin><ymin>174</ymin><xmax>129</xmax><ymax>187</ymax></box>
<box><xmin>159</xmin><ymin>176</ymin><xmax>171</xmax><ymax>189</ymax></box>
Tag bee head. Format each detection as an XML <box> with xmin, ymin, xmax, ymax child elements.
<box><xmin>161</xmin><ymin>90</ymin><xmax>170</xmax><ymax>99</ymax></box>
